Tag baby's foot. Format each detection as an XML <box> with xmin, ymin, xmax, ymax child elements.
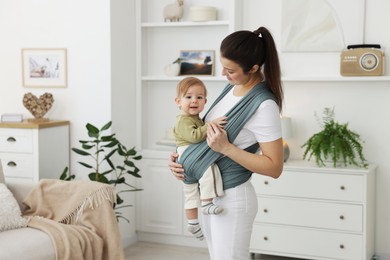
<box><xmin>187</xmin><ymin>222</ymin><xmax>204</xmax><ymax>241</ymax></box>
<box><xmin>202</xmin><ymin>202</ymin><xmax>224</xmax><ymax>215</ymax></box>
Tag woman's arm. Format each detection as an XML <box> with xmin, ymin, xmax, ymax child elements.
<box><xmin>207</xmin><ymin>122</ymin><xmax>283</xmax><ymax>179</ymax></box>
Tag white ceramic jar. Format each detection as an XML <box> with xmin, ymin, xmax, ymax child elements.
<box><xmin>189</xmin><ymin>6</ymin><xmax>217</xmax><ymax>22</ymax></box>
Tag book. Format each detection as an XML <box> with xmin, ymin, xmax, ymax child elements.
<box><xmin>1</xmin><ymin>113</ymin><xmax>23</xmax><ymax>122</ymax></box>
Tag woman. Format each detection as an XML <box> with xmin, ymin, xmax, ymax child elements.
<box><xmin>169</xmin><ymin>26</ymin><xmax>284</xmax><ymax>260</ymax></box>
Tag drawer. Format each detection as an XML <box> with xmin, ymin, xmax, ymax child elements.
<box><xmin>250</xmin><ymin>225</ymin><xmax>363</xmax><ymax>260</ymax></box>
<box><xmin>252</xmin><ymin>171</ymin><xmax>364</xmax><ymax>202</ymax></box>
<box><xmin>0</xmin><ymin>129</ymin><xmax>33</xmax><ymax>153</ymax></box>
<box><xmin>256</xmin><ymin>197</ymin><xmax>363</xmax><ymax>232</ymax></box>
<box><xmin>0</xmin><ymin>153</ymin><xmax>33</xmax><ymax>178</ymax></box>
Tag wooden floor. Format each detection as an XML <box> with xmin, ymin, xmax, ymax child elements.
<box><xmin>124</xmin><ymin>242</ymin><xmax>299</xmax><ymax>260</ymax></box>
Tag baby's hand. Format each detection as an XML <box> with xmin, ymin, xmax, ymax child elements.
<box><xmin>211</xmin><ymin>116</ymin><xmax>228</xmax><ymax>129</ymax></box>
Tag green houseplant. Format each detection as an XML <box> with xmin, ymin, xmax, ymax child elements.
<box><xmin>60</xmin><ymin>121</ymin><xmax>142</xmax><ymax>222</ymax></box>
<box><xmin>302</xmin><ymin>107</ymin><xmax>368</xmax><ymax>168</ymax></box>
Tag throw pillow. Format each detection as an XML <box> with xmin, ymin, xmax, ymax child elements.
<box><xmin>0</xmin><ymin>160</ymin><xmax>5</xmax><ymax>184</ymax></box>
<box><xmin>0</xmin><ymin>183</ymin><xmax>27</xmax><ymax>232</ymax></box>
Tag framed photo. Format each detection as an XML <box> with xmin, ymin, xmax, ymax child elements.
<box><xmin>22</xmin><ymin>48</ymin><xmax>67</xmax><ymax>87</ymax></box>
<box><xmin>179</xmin><ymin>50</ymin><xmax>215</xmax><ymax>76</ymax></box>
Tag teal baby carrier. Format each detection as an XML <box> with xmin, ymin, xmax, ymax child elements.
<box><xmin>179</xmin><ymin>82</ymin><xmax>277</xmax><ymax>190</ymax></box>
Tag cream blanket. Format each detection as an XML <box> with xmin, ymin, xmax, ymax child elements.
<box><xmin>23</xmin><ymin>179</ymin><xmax>125</xmax><ymax>260</ymax></box>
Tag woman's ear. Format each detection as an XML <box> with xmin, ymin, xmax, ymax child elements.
<box><xmin>249</xmin><ymin>64</ymin><xmax>260</xmax><ymax>74</ymax></box>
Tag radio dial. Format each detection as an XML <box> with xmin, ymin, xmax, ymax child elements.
<box><xmin>360</xmin><ymin>53</ymin><xmax>378</xmax><ymax>71</ymax></box>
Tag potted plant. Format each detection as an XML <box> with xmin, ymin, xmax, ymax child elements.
<box><xmin>60</xmin><ymin>121</ymin><xmax>142</xmax><ymax>222</ymax></box>
<box><xmin>302</xmin><ymin>107</ymin><xmax>368</xmax><ymax>168</ymax></box>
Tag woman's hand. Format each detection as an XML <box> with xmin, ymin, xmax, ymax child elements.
<box><xmin>168</xmin><ymin>152</ymin><xmax>185</xmax><ymax>180</ymax></box>
<box><xmin>207</xmin><ymin>122</ymin><xmax>233</xmax><ymax>155</ymax></box>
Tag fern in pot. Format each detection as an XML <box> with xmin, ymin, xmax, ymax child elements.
<box><xmin>302</xmin><ymin>107</ymin><xmax>368</xmax><ymax>168</ymax></box>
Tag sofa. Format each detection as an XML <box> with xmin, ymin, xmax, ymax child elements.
<box><xmin>0</xmin><ymin>179</ymin><xmax>55</xmax><ymax>260</ymax></box>
<box><xmin>0</xmin><ymin>161</ymin><xmax>125</xmax><ymax>260</ymax></box>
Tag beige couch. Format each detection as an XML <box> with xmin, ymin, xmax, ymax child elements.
<box><xmin>0</xmin><ymin>179</ymin><xmax>55</xmax><ymax>260</ymax></box>
<box><xmin>0</xmin><ymin>160</ymin><xmax>125</xmax><ymax>260</ymax></box>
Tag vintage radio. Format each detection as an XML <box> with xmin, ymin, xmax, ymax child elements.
<box><xmin>340</xmin><ymin>44</ymin><xmax>385</xmax><ymax>76</ymax></box>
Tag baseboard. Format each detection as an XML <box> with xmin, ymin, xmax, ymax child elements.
<box><xmin>374</xmin><ymin>252</ymin><xmax>390</xmax><ymax>260</ymax></box>
<box><xmin>136</xmin><ymin>231</ymin><xmax>208</xmax><ymax>248</ymax></box>
<box><xmin>122</xmin><ymin>234</ymin><xmax>138</xmax><ymax>248</ymax></box>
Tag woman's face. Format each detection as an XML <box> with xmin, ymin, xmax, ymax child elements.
<box><xmin>220</xmin><ymin>56</ymin><xmax>248</xmax><ymax>86</ymax></box>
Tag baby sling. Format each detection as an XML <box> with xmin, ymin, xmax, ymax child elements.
<box><xmin>179</xmin><ymin>82</ymin><xmax>277</xmax><ymax>190</ymax></box>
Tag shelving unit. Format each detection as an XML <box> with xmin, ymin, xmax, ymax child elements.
<box><xmin>135</xmin><ymin>0</ymin><xmax>242</xmax><ymax>153</ymax></box>
<box><xmin>135</xmin><ymin>0</ymin><xmax>242</xmax><ymax>246</ymax></box>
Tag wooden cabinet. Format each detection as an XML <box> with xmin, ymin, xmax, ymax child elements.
<box><xmin>250</xmin><ymin>160</ymin><xmax>376</xmax><ymax>260</ymax></box>
<box><xmin>135</xmin><ymin>150</ymin><xmax>208</xmax><ymax>247</ymax></box>
<box><xmin>0</xmin><ymin>120</ymin><xmax>69</xmax><ymax>183</ymax></box>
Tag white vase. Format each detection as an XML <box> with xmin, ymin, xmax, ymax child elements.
<box><xmin>164</xmin><ymin>63</ymin><xmax>181</xmax><ymax>77</ymax></box>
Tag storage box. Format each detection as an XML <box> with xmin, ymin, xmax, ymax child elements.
<box><xmin>189</xmin><ymin>6</ymin><xmax>217</xmax><ymax>22</ymax></box>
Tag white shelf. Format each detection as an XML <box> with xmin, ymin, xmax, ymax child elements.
<box><xmin>282</xmin><ymin>75</ymin><xmax>390</xmax><ymax>82</ymax></box>
<box><xmin>141</xmin><ymin>20</ymin><xmax>230</xmax><ymax>28</ymax></box>
<box><xmin>142</xmin><ymin>75</ymin><xmax>390</xmax><ymax>82</ymax></box>
<box><xmin>142</xmin><ymin>75</ymin><xmax>226</xmax><ymax>81</ymax></box>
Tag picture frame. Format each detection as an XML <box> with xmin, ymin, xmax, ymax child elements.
<box><xmin>179</xmin><ymin>50</ymin><xmax>215</xmax><ymax>76</ymax></box>
<box><xmin>22</xmin><ymin>48</ymin><xmax>67</xmax><ymax>87</ymax></box>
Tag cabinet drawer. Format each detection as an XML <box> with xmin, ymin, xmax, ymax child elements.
<box><xmin>256</xmin><ymin>197</ymin><xmax>363</xmax><ymax>232</ymax></box>
<box><xmin>0</xmin><ymin>129</ymin><xmax>33</xmax><ymax>153</ymax></box>
<box><xmin>250</xmin><ymin>225</ymin><xmax>362</xmax><ymax>260</ymax></box>
<box><xmin>252</xmin><ymin>171</ymin><xmax>364</xmax><ymax>202</ymax></box>
<box><xmin>0</xmin><ymin>153</ymin><xmax>33</xmax><ymax>178</ymax></box>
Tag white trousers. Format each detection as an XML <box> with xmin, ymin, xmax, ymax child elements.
<box><xmin>202</xmin><ymin>179</ymin><xmax>258</xmax><ymax>260</ymax></box>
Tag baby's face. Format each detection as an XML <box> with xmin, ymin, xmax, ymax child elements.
<box><xmin>177</xmin><ymin>84</ymin><xmax>207</xmax><ymax>116</ymax></box>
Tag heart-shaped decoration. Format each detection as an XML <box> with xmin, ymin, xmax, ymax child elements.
<box><xmin>23</xmin><ymin>92</ymin><xmax>54</xmax><ymax>119</ymax></box>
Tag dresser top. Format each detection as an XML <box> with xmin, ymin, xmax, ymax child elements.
<box><xmin>284</xmin><ymin>160</ymin><xmax>376</xmax><ymax>175</ymax></box>
<box><xmin>0</xmin><ymin>120</ymin><xmax>69</xmax><ymax>129</ymax></box>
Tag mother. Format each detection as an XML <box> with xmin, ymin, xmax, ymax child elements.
<box><xmin>169</xmin><ymin>26</ymin><xmax>284</xmax><ymax>260</ymax></box>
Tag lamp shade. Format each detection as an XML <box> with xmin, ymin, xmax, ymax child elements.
<box><xmin>281</xmin><ymin>116</ymin><xmax>293</xmax><ymax>139</ymax></box>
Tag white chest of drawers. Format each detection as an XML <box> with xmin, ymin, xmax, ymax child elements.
<box><xmin>0</xmin><ymin>120</ymin><xmax>69</xmax><ymax>183</ymax></box>
<box><xmin>250</xmin><ymin>160</ymin><xmax>376</xmax><ymax>260</ymax></box>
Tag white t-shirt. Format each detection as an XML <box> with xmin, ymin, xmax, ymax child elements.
<box><xmin>205</xmin><ymin>85</ymin><xmax>282</xmax><ymax>149</ymax></box>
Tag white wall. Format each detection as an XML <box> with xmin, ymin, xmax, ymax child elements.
<box><xmin>0</xmin><ymin>0</ymin><xmax>136</xmax><ymax>243</ymax></box>
<box><xmin>242</xmin><ymin>0</ymin><xmax>390</xmax><ymax>258</ymax></box>
<box><xmin>110</xmin><ymin>0</ymin><xmax>138</xmax><ymax>246</ymax></box>
<box><xmin>0</xmin><ymin>0</ymin><xmax>112</xmax><ymax>156</ymax></box>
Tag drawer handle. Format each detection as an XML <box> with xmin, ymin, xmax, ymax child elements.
<box><xmin>263</xmin><ymin>209</ymin><xmax>268</xmax><ymax>213</ymax></box>
<box><xmin>7</xmin><ymin>161</ymin><xmax>17</xmax><ymax>167</ymax></box>
<box><xmin>263</xmin><ymin>236</ymin><xmax>268</xmax><ymax>241</ymax></box>
<box><xmin>339</xmin><ymin>215</ymin><xmax>345</xmax><ymax>220</ymax></box>
<box><xmin>339</xmin><ymin>244</ymin><xmax>345</xmax><ymax>249</ymax></box>
<box><xmin>264</xmin><ymin>181</ymin><xmax>269</xmax><ymax>185</ymax></box>
<box><xmin>340</xmin><ymin>185</ymin><xmax>345</xmax><ymax>190</ymax></box>
<box><xmin>7</xmin><ymin>137</ymin><xmax>16</xmax><ymax>142</ymax></box>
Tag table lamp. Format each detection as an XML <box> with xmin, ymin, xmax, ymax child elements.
<box><xmin>281</xmin><ymin>116</ymin><xmax>293</xmax><ymax>162</ymax></box>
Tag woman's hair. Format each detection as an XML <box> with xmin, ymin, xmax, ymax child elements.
<box><xmin>176</xmin><ymin>76</ymin><xmax>207</xmax><ymax>98</ymax></box>
<box><xmin>220</xmin><ymin>26</ymin><xmax>283</xmax><ymax>111</ymax></box>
